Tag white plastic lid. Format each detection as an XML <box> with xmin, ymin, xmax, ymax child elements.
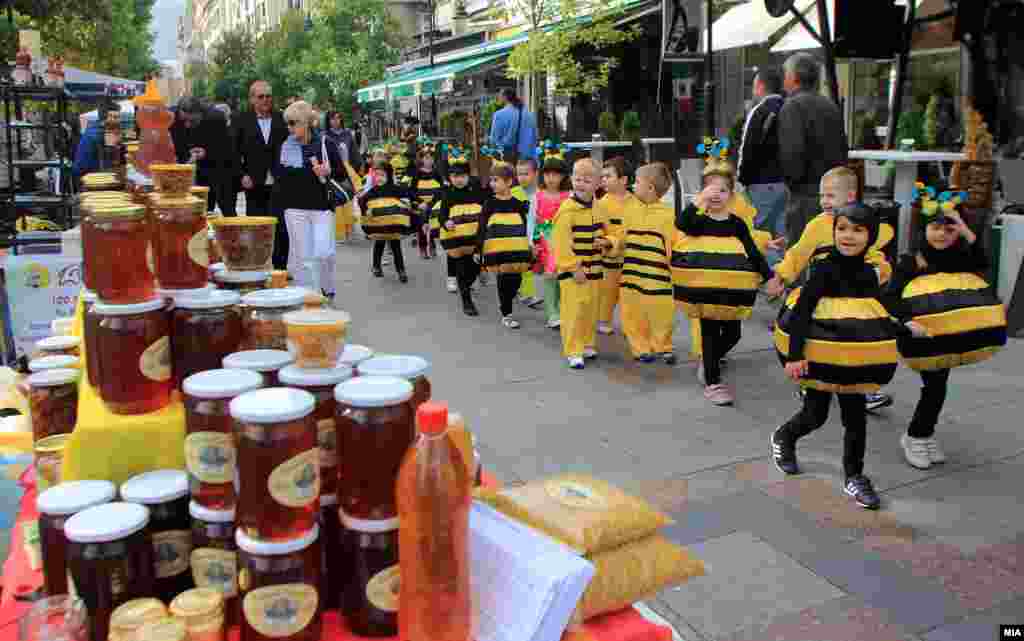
<box><xmin>337</xmin><ymin>344</ymin><xmax>374</xmax><ymax>367</ymax></box>
<box><xmin>279</xmin><ymin>365</ymin><xmax>354</xmax><ymax>388</ymax></box>
<box><xmin>28</xmin><ymin>355</ymin><xmax>80</xmax><ymax>372</ymax></box>
<box><xmin>183</xmin><ymin>368</ymin><xmax>263</xmax><ymax>399</ymax></box>
<box><xmin>37</xmin><ymin>480</ymin><xmax>117</xmax><ymax>516</ymax></box>
<box><xmin>158</xmin><ymin>285</ymin><xmax>215</xmax><ymax>300</ymax></box>
<box><xmin>120</xmin><ymin>469</ymin><xmax>189</xmax><ymax>504</ymax></box>
<box><xmin>64</xmin><ymin>502</ymin><xmax>150</xmax><ymax>543</ymax></box>
<box><xmin>319</xmin><ymin>494</ymin><xmax>338</xmax><ymax>507</ymax></box>
<box><xmin>93</xmin><ymin>297</ymin><xmax>167</xmax><ymax>316</ymax></box>
<box><xmin>26</xmin><ymin>368</ymin><xmax>79</xmax><ymax>387</ymax></box>
<box><xmin>356</xmin><ymin>355</ymin><xmax>431</xmax><ymax>380</ymax></box>
<box><xmin>36</xmin><ymin>335</ymin><xmax>81</xmax><ymax>352</ymax></box>
<box><xmin>51</xmin><ymin>318</ymin><xmax>74</xmax><ymax>336</ymax></box>
<box><xmin>236</xmin><ymin>523</ymin><xmax>319</xmax><ymax>556</ymax></box>
<box><xmin>189</xmin><ymin>501</ymin><xmax>236</xmax><ymax>523</ymax></box>
<box><xmin>208</xmin><ymin>262</ymin><xmax>226</xmax><ymax>273</ymax></box>
<box><xmin>80</xmin><ymin>289</ymin><xmax>98</xmax><ymax>303</ymax></box>
<box><xmin>222</xmin><ymin>350</ymin><xmax>294</xmax><ymax>372</ymax></box>
<box><xmin>241</xmin><ymin>287</ymin><xmax>306</xmax><ymax>309</ymax></box>
<box><xmin>230</xmin><ymin>387</ymin><xmax>315</xmax><ymax>424</ymax></box>
<box><xmin>339</xmin><ymin>511</ymin><xmax>399</xmax><ymax>533</ymax></box>
<box><xmin>175</xmin><ymin>289</ymin><xmax>241</xmax><ymax>310</ymax></box>
<box><xmin>334</xmin><ymin>376</ymin><xmax>412</xmax><ymax>408</ymax></box>
<box><xmin>214</xmin><ymin>270</ymin><xmax>268</xmax><ymax>284</ymax></box>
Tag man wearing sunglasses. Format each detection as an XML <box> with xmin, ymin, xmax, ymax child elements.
<box><xmin>170</xmin><ymin>96</ymin><xmax>235</xmax><ymax>215</ymax></box>
<box><xmin>234</xmin><ymin>80</ymin><xmax>288</xmax><ymax>217</ymax></box>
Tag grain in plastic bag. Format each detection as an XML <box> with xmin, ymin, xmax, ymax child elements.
<box><xmin>475</xmin><ymin>474</ymin><xmax>672</xmax><ymax>554</ymax></box>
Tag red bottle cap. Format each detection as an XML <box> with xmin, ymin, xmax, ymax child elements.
<box><xmin>417</xmin><ymin>401</ymin><xmax>449</xmax><ymax>435</ymax></box>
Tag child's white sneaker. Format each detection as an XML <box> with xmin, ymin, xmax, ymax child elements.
<box><xmin>900</xmin><ymin>433</ymin><xmax>931</xmax><ymax>470</ymax></box>
<box><xmin>546</xmin><ymin>318</ymin><xmax>561</xmax><ymax>329</ymax></box>
<box><xmin>502</xmin><ymin>316</ymin><xmax>520</xmax><ymax>329</ymax></box>
<box><xmin>568</xmin><ymin>356</ymin><xmax>585</xmax><ymax>370</ymax></box>
<box><xmin>446</xmin><ymin>277</ymin><xmax>458</xmax><ymax>292</ymax></box>
<box><xmin>925</xmin><ymin>437</ymin><xmax>946</xmax><ymax>464</ymax></box>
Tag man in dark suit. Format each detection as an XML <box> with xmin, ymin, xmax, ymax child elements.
<box><xmin>170</xmin><ymin>96</ymin><xmax>236</xmax><ymax>215</ymax></box>
<box><xmin>235</xmin><ymin>80</ymin><xmax>288</xmax><ymax>216</ymax></box>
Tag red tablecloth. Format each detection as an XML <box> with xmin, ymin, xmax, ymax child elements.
<box><xmin>0</xmin><ymin>470</ymin><xmax>672</xmax><ymax>641</ymax></box>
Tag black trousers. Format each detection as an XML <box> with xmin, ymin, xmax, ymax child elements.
<box><xmin>453</xmin><ymin>255</ymin><xmax>479</xmax><ymax>293</ymax></box>
<box><xmin>447</xmin><ymin>256</ymin><xmax>457</xmax><ymax>278</ymax></box>
<box><xmin>497</xmin><ymin>273</ymin><xmax>522</xmax><ymax>316</ymax></box>
<box><xmin>272</xmin><ymin>207</ymin><xmax>289</xmax><ymax>270</ymax></box>
<box><xmin>373</xmin><ymin>240</ymin><xmax>406</xmax><ymax>273</ymax></box>
<box><xmin>700</xmin><ymin>319</ymin><xmax>742</xmax><ymax>385</ymax></box>
<box><xmin>244</xmin><ymin>184</ymin><xmax>273</xmax><ymax>216</ymax></box>
<box><xmin>779</xmin><ymin>389</ymin><xmax>867</xmax><ymax>478</ymax></box>
<box><xmin>197</xmin><ymin>173</ymin><xmax>236</xmax><ymax>216</ymax></box>
<box><xmin>908</xmin><ymin>368</ymin><xmax>951</xmax><ymax>438</ymax></box>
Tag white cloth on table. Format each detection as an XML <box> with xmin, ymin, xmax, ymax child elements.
<box><xmin>285</xmin><ymin>208</ymin><xmax>336</xmax><ymax>294</ymax></box>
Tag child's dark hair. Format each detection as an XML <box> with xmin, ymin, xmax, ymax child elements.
<box><xmin>603</xmin><ymin>156</ymin><xmax>632</xmax><ymax>182</ymax></box>
<box><xmin>490</xmin><ymin>161</ymin><xmax>516</xmax><ymax>182</ymax></box>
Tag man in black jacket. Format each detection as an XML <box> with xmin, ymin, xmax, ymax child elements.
<box><xmin>170</xmin><ymin>97</ymin><xmax>236</xmax><ymax>215</ymax></box>
<box><xmin>234</xmin><ymin>80</ymin><xmax>288</xmax><ymax>216</ymax></box>
<box><xmin>778</xmin><ymin>53</ymin><xmax>849</xmax><ymax>248</ymax></box>
<box><xmin>738</xmin><ymin>67</ymin><xmax>786</xmax><ymax>265</ymax></box>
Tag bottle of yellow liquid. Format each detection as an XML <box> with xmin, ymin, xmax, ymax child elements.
<box><xmin>447</xmin><ymin>411</ymin><xmax>481</xmax><ymax>486</ymax></box>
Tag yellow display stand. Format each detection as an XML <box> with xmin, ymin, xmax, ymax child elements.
<box><xmin>62</xmin><ymin>297</ymin><xmax>185</xmax><ymax>486</ymax></box>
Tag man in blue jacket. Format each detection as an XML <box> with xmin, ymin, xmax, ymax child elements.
<box><xmin>488</xmin><ymin>88</ymin><xmax>537</xmax><ymax>165</ymax></box>
<box><xmin>72</xmin><ymin>98</ymin><xmax>119</xmax><ymax>183</ymax></box>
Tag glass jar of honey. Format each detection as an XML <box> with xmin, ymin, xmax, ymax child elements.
<box><xmin>82</xmin><ymin>291</ymin><xmax>101</xmax><ymax>388</ymax></box>
<box><xmin>337</xmin><ymin>344</ymin><xmax>374</xmax><ymax>371</ymax></box>
<box><xmin>213</xmin><ymin>270</ymin><xmax>268</xmax><ymax>294</ymax></box>
<box><xmin>355</xmin><ymin>355</ymin><xmax>432</xmax><ymax>410</ymax></box>
<box><xmin>278</xmin><ymin>365</ymin><xmax>354</xmax><ymax>498</ymax></box>
<box><xmin>339</xmin><ymin>512</ymin><xmax>399</xmax><ymax>637</ymax></box>
<box><xmin>109</xmin><ymin>598</ymin><xmax>168</xmax><ymax>641</ymax></box>
<box><xmin>318</xmin><ymin>495</ymin><xmax>344</xmax><ymax>612</ymax></box>
<box><xmin>25</xmin><ymin>368</ymin><xmax>79</xmax><ymax>441</ymax></box>
<box><xmin>232</xmin><ymin>388</ymin><xmax>319</xmax><ymax>542</ymax></box>
<box><xmin>65</xmin><ymin>502</ymin><xmax>155</xmax><ymax>641</ymax></box>
<box><xmin>334</xmin><ymin>377</ymin><xmax>414</xmax><ymax>521</ymax></box>
<box><xmin>35</xmin><ymin>335</ymin><xmax>81</xmax><ymax>358</ymax></box>
<box><xmin>34</xmin><ymin>434</ymin><xmax>69</xmax><ymax>492</ymax></box>
<box><xmin>152</xmin><ymin>194</ymin><xmax>210</xmax><ymax>290</ymax></box>
<box><xmin>190</xmin><ymin>502</ymin><xmax>239</xmax><ymax>628</ymax></box>
<box><xmin>28</xmin><ymin>354</ymin><xmax>80</xmax><ymax>373</ymax></box>
<box><xmin>170</xmin><ymin>587</ymin><xmax>225</xmax><ymax>641</ymax></box>
<box><xmin>93</xmin><ymin>298</ymin><xmax>172</xmax><ymax>415</ymax></box>
<box><xmin>241</xmin><ymin>288</ymin><xmax>306</xmax><ymax>351</ymax></box>
<box><xmin>84</xmin><ymin>204</ymin><xmax>156</xmax><ymax>304</ymax></box>
<box><xmin>183</xmin><ymin>368</ymin><xmax>264</xmax><ymax>510</ymax></box>
<box><xmin>236</xmin><ymin>525</ymin><xmax>322</xmax><ymax>641</ymax></box>
<box><xmin>37</xmin><ymin>480</ymin><xmax>117</xmax><ymax>597</ymax></box>
<box><xmin>121</xmin><ymin>469</ymin><xmax>195</xmax><ymax>603</ymax></box>
<box><xmin>173</xmin><ymin>291</ymin><xmax>244</xmax><ymax>390</ymax></box>
<box><xmin>223</xmin><ymin>350</ymin><xmax>293</xmax><ymax>387</ymax></box>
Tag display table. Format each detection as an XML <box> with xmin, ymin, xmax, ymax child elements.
<box><xmin>848</xmin><ymin>150</ymin><xmax>967</xmax><ymax>254</ymax></box>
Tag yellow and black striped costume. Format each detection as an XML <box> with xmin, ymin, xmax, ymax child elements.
<box><xmin>439</xmin><ymin>187</ymin><xmax>485</xmax><ymax>259</ymax></box>
<box><xmin>409</xmin><ymin>173</ymin><xmax>444</xmax><ymax>231</ymax></box>
<box><xmin>556</xmin><ymin>197</ymin><xmax>605</xmax><ymax>284</ymax></box>
<box><xmin>480</xmin><ymin>197</ymin><xmax>532</xmax><ymax>273</ymax></box>
<box><xmin>358</xmin><ymin>184</ymin><xmax>414</xmax><ymax>241</ymax></box>
<box><xmin>554</xmin><ymin>196</ymin><xmax>605</xmax><ymax>357</ymax></box>
<box><xmin>620</xmin><ymin>212</ymin><xmax>673</xmax><ymax>297</ymax></box>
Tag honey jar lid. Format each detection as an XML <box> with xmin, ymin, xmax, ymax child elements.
<box><xmin>81</xmin><ymin>289</ymin><xmax>97</xmax><ymax>303</ymax></box>
<box><xmin>157</xmin><ymin>285</ymin><xmax>217</xmax><ymax>304</ymax></box>
<box><xmin>33</xmin><ymin>433</ymin><xmax>70</xmax><ymax>454</ymax></box>
<box><xmin>93</xmin><ymin>297</ymin><xmax>167</xmax><ymax>316</ymax></box>
<box><xmin>170</xmin><ymin>587</ymin><xmax>224</xmax><ymax>619</ymax></box>
<box><xmin>223</xmin><ymin>349</ymin><xmax>294</xmax><ymax>373</ymax></box>
<box><xmin>334</xmin><ymin>376</ymin><xmax>413</xmax><ymax>408</ymax></box>
<box><xmin>339</xmin><ymin>510</ymin><xmax>399</xmax><ymax>533</ymax></box>
<box><xmin>214</xmin><ymin>270</ymin><xmax>269</xmax><ymax>285</ymax></box>
<box><xmin>135</xmin><ymin>617</ymin><xmax>187</xmax><ymax>641</ymax></box>
<box><xmin>25</xmin><ymin>368</ymin><xmax>79</xmax><ymax>388</ymax></box>
<box><xmin>51</xmin><ymin>318</ymin><xmax>74</xmax><ymax>336</ymax></box>
<box><xmin>208</xmin><ymin>215</ymin><xmax>277</xmax><ymax>227</ymax></box>
<box><xmin>279</xmin><ymin>365</ymin><xmax>354</xmax><ymax>388</ymax></box>
<box><xmin>183</xmin><ymin>368</ymin><xmax>264</xmax><ymax>400</ymax></box>
<box><xmin>89</xmin><ymin>204</ymin><xmax>146</xmax><ymax>219</ymax></box>
<box><xmin>282</xmin><ymin>308</ymin><xmax>351</xmax><ymax>328</ymax></box>
<box><xmin>236</xmin><ymin>523</ymin><xmax>319</xmax><ymax>556</ymax></box>
<box><xmin>110</xmin><ymin>598</ymin><xmax>169</xmax><ymax>632</ymax></box>
<box><xmin>121</xmin><ymin>469</ymin><xmax>189</xmax><ymax>504</ymax></box>
<box><xmin>230</xmin><ymin>387</ymin><xmax>315</xmax><ymax>424</ymax></box>
<box><xmin>242</xmin><ymin>287</ymin><xmax>306</xmax><ymax>309</ymax></box>
<box><xmin>337</xmin><ymin>344</ymin><xmax>374</xmax><ymax>367</ymax></box>
<box><xmin>37</xmin><ymin>480</ymin><xmax>116</xmax><ymax>516</ymax></box>
<box><xmin>64</xmin><ymin>502</ymin><xmax>150</xmax><ymax>543</ymax></box>
<box><xmin>150</xmin><ymin>163</ymin><xmax>195</xmax><ymax>173</ymax></box>
<box><xmin>28</xmin><ymin>354</ymin><xmax>80</xmax><ymax>372</ymax></box>
<box><xmin>189</xmin><ymin>500</ymin><xmax>236</xmax><ymax>523</ymax></box>
<box><xmin>36</xmin><ymin>335</ymin><xmax>81</xmax><ymax>352</ymax></box>
<box><xmin>208</xmin><ymin>262</ymin><xmax>226</xmax><ymax>274</ymax></box>
<box><xmin>175</xmin><ymin>289</ymin><xmax>240</xmax><ymax>310</ymax></box>
<box><xmin>356</xmin><ymin>354</ymin><xmax>431</xmax><ymax>380</ymax></box>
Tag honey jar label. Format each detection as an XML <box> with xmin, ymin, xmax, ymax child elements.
<box><xmin>267</xmin><ymin>449</ymin><xmax>320</xmax><ymax>508</ymax></box>
<box><xmin>242</xmin><ymin>584</ymin><xmax>318</xmax><ymax>638</ymax></box>
<box><xmin>365</xmin><ymin>565</ymin><xmax>400</xmax><ymax>613</ymax></box>
<box><xmin>139</xmin><ymin>335</ymin><xmax>172</xmax><ymax>382</ymax></box>
<box><xmin>542</xmin><ymin>479</ymin><xmax>609</xmax><ymax>511</ymax></box>
<box><xmin>185</xmin><ymin>432</ymin><xmax>236</xmax><ymax>484</ymax></box>
<box><xmin>188</xmin><ymin>229</ymin><xmax>210</xmax><ymax>267</ymax></box>
<box><xmin>191</xmin><ymin>548</ymin><xmax>238</xmax><ymax>597</ymax></box>
<box><xmin>153</xmin><ymin>530</ymin><xmax>192</xmax><ymax>578</ymax></box>
<box><xmin>317</xmin><ymin>420</ymin><xmax>337</xmax><ymax>469</ymax></box>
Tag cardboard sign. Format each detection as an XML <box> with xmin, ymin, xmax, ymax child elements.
<box><xmin>3</xmin><ymin>255</ymin><xmax>82</xmax><ymax>361</ymax></box>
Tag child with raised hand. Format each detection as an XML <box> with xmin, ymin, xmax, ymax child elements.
<box><xmin>476</xmin><ymin>162</ymin><xmax>532</xmax><ymax>329</ymax></box>
<box><xmin>533</xmin><ymin>146</ymin><xmax>572</xmax><ymax>329</ymax></box>
<box><xmin>595</xmin><ymin>157</ymin><xmax>634</xmax><ymax>336</ymax></box>
<box><xmin>514</xmin><ymin>158</ymin><xmax>541</xmax><ymax>307</ymax></box>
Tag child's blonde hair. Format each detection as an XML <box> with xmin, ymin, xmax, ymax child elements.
<box><xmin>636</xmin><ymin>163</ymin><xmax>673</xmax><ymax>198</ymax></box>
<box><xmin>822</xmin><ymin>166</ymin><xmax>859</xmax><ymax>194</ymax></box>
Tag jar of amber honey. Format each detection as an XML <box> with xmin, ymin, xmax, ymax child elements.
<box><xmin>109</xmin><ymin>598</ymin><xmax>168</xmax><ymax>641</ymax></box>
<box><xmin>173</xmin><ymin>291</ymin><xmax>244</xmax><ymax>389</ymax></box>
<box><xmin>231</xmin><ymin>388</ymin><xmax>319</xmax><ymax>542</ymax></box>
<box><xmin>37</xmin><ymin>480</ymin><xmax>117</xmax><ymax>597</ymax></box>
<box><xmin>355</xmin><ymin>355</ymin><xmax>432</xmax><ymax>410</ymax></box>
<box><xmin>278</xmin><ymin>365</ymin><xmax>353</xmax><ymax>498</ymax></box>
<box><xmin>152</xmin><ymin>194</ymin><xmax>210</xmax><ymax>290</ymax></box>
<box><xmin>190</xmin><ymin>502</ymin><xmax>239</xmax><ymax>628</ymax></box>
<box><xmin>318</xmin><ymin>495</ymin><xmax>344</xmax><ymax>611</ymax></box>
<box><xmin>223</xmin><ymin>350</ymin><xmax>293</xmax><ymax>387</ymax></box>
<box><xmin>170</xmin><ymin>587</ymin><xmax>225</xmax><ymax>641</ymax></box>
<box><xmin>236</xmin><ymin>525</ymin><xmax>322</xmax><ymax>641</ymax></box>
<box><xmin>213</xmin><ymin>270</ymin><xmax>269</xmax><ymax>294</ymax></box>
<box><xmin>183</xmin><ymin>368</ymin><xmax>263</xmax><ymax>509</ymax></box>
<box><xmin>35</xmin><ymin>335</ymin><xmax>81</xmax><ymax>358</ymax></box>
<box><xmin>241</xmin><ymin>288</ymin><xmax>306</xmax><ymax>351</ymax></box>
<box><xmin>34</xmin><ymin>434</ymin><xmax>69</xmax><ymax>492</ymax></box>
<box><xmin>121</xmin><ymin>469</ymin><xmax>195</xmax><ymax>603</ymax></box>
<box><xmin>334</xmin><ymin>377</ymin><xmax>414</xmax><ymax>521</ymax></box>
<box><xmin>65</xmin><ymin>502</ymin><xmax>155</xmax><ymax>641</ymax></box>
<box><xmin>339</xmin><ymin>512</ymin><xmax>399</xmax><ymax>637</ymax></box>
<box><xmin>93</xmin><ymin>298</ymin><xmax>172</xmax><ymax>415</ymax></box>
<box><xmin>25</xmin><ymin>369</ymin><xmax>78</xmax><ymax>441</ymax></box>
<box><xmin>83</xmin><ymin>203</ymin><xmax>156</xmax><ymax>304</ymax></box>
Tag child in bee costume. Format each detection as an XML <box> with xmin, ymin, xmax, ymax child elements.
<box><xmin>358</xmin><ymin>160</ymin><xmax>414</xmax><ymax>283</ymax></box>
<box><xmin>771</xmin><ymin>203</ymin><xmax>929</xmax><ymax>510</ymax></box>
<box><xmin>408</xmin><ymin>140</ymin><xmax>446</xmax><ymax>260</ymax></box>
<box><xmin>595</xmin><ymin>157</ymin><xmax>634</xmax><ymax>337</ymax></box>
<box><xmin>883</xmin><ymin>188</ymin><xmax>1007</xmax><ymax>470</ymax></box>
<box><xmin>439</xmin><ymin>146</ymin><xmax>489</xmax><ymax>316</ymax></box>
<box><xmin>476</xmin><ymin>161</ymin><xmax>533</xmax><ymax>329</ymax></box>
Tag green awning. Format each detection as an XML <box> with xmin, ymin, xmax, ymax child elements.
<box><xmin>358</xmin><ymin>52</ymin><xmax>506</xmax><ymax>103</ymax></box>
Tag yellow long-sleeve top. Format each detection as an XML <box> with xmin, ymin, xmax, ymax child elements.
<box><xmin>554</xmin><ymin>195</ymin><xmax>604</xmax><ymax>281</ymax></box>
<box><xmin>596</xmin><ymin>192</ymin><xmax>638</xmax><ymax>270</ymax></box>
<box><xmin>611</xmin><ymin>199</ymin><xmax>675</xmax><ymax>296</ymax></box>
<box><xmin>775</xmin><ymin>212</ymin><xmax>894</xmax><ymax>284</ymax></box>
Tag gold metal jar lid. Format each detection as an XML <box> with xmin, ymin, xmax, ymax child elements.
<box><xmin>150</xmin><ymin>163</ymin><xmax>195</xmax><ymax>174</ymax></box>
<box><xmin>88</xmin><ymin>204</ymin><xmax>147</xmax><ymax>219</ymax></box>
<box><xmin>110</xmin><ymin>598</ymin><xmax>169</xmax><ymax>638</ymax></box>
<box><xmin>190</xmin><ymin>186</ymin><xmax>210</xmax><ymax>196</ymax></box>
<box><xmin>135</xmin><ymin>617</ymin><xmax>187</xmax><ymax>641</ymax></box>
<box><xmin>170</xmin><ymin>587</ymin><xmax>224</xmax><ymax>625</ymax></box>
<box><xmin>33</xmin><ymin>433</ymin><xmax>70</xmax><ymax>455</ymax></box>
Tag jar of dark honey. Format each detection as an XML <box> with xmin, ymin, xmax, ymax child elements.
<box><xmin>223</xmin><ymin>350</ymin><xmax>294</xmax><ymax>387</ymax></box>
<box><xmin>84</xmin><ymin>204</ymin><xmax>156</xmax><ymax>304</ymax></box>
<box><xmin>190</xmin><ymin>501</ymin><xmax>239</xmax><ymax>628</ymax></box>
<box><xmin>152</xmin><ymin>194</ymin><xmax>209</xmax><ymax>290</ymax></box>
<box><xmin>93</xmin><ymin>298</ymin><xmax>172</xmax><ymax>415</ymax></box>
<box><xmin>241</xmin><ymin>288</ymin><xmax>306</xmax><ymax>351</ymax></box>
<box><xmin>172</xmin><ymin>290</ymin><xmax>244</xmax><ymax>389</ymax></box>
<box><xmin>25</xmin><ymin>368</ymin><xmax>79</xmax><ymax>441</ymax></box>
<box><xmin>231</xmin><ymin>388</ymin><xmax>319</xmax><ymax>542</ymax></box>
<box><xmin>183</xmin><ymin>368</ymin><xmax>264</xmax><ymax>510</ymax></box>
<box><xmin>355</xmin><ymin>355</ymin><xmax>431</xmax><ymax>410</ymax></box>
<box><xmin>317</xmin><ymin>494</ymin><xmax>344</xmax><ymax>612</ymax></box>
<box><xmin>82</xmin><ymin>290</ymin><xmax>101</xmax><ymax>387</ymax></box>
<box><xmin>64</xmin><ymin>502</ymin><xmax>156</xmax><ymax>641</ymax></box>
<box><xmin>37</xmin><ymin>480</ymin><xmax>117</xmax><ymax>597</ymax></box>
<box><xmin>334</xmin><ymin>377</ymin><xmax>414</xmax><ymax>521</ymax></box>
<box><xmin>278</xmin><ymin>365</ymin><xmax>354</xmax><ymax>498</ymax></box>
<box><xmin>121</xmin><ymin>469</ymin><xmax>195</xmax><ymax>603</ymax></box>
<box><xmin>339</xmin><ymin>511</ymin><xmax>399</xmax><ymax>636</ymax></box>
<box><xmin>236</xmin><ymin>525</ymin><xmax>322</xmax><ymax>641</ymax></box>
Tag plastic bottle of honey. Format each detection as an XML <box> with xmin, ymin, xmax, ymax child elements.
<box><xmin>396</xmin><ymin>402</ymin><xmax>472</xmax><ymax>641</ymax></box>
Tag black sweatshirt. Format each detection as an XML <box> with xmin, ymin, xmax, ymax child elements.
<box><xmin>675</xmin><ymin>203</ymin><xmax>774</xmax><ymax>281</ymax></box>
<box><xmin>476</xmin><ymin>195</ymin><xmax>530</xmax><ymax>254</ymax></box>
<box><xmin>437</xmin><ymin>183</ymin><xmax>489</xmax><ymax>228</ymax></box>
<box><xmin>357</xmin><ymin>181</ymin><xmax>413</xmax><ymax>218</ymax></box>
<box><xmin>882</xmin><ymin>240</ymin><xmax>989</xmax><ymax>322</ymax></box>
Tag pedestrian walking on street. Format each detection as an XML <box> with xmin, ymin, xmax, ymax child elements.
<box><xmin>488</xmin><ymin>89</ymin><xmax>537</xmax><ymax>167</ymax></box>
<box><xmin>170</xmin><ymin>96</ymin><xmax>236</xmax><ymax>215</ymax></box>
<box><xmin>477</xmin><ymin>162</ymin><xmax>532</xmax><ymax>330</ymax></box>
<box><xmin>360</xmin><ymin>160</ymin><xmax>413</xmax><ymax>283</ymax></box>
<box><xmin>439</xmin><ymin>149</ymin><xmax>488</xmax><ymax>316</ymax></box>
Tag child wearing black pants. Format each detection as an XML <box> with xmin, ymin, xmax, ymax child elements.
<box><xmin>359</xmin><ymin>160</ymin><xmax>412</xmax><ymax>283</ymax></box>
<box><xmin>477</xmin><ymin>162</ymin><xmax>532</xmax><ymax>329</ymax></box>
